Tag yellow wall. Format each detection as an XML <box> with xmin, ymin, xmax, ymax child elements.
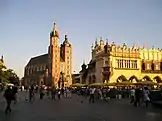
<box><xmin>87</xmin><ymin>40</ymin><xmax>162</xmax><ymax>84</ymax></box>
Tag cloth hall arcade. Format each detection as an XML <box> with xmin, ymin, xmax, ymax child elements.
<box><xmin>80</xmin><ymin>38</ymin><xmax>162</xmax><ymax>84</ymax></box>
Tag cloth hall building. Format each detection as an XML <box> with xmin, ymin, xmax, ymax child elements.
<box><xmin>80</xmin><ymin>38</ymin><xmax>162</xmax><ymax>84</ymax></box>
<box><xmin>24</xmin><ymin>22</ymin><xmax>72</xmax><ymax>87</ymax></box>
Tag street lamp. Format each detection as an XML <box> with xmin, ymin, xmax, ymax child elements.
<box><xmin>60</xmin><ymin>72</ymin><xmax>64</xmax><ymax>88</ymax></box>
<box><xmin>58</xmin><ymin>77</ymin><xmax>61</xmax><ymax>88</ymax></box>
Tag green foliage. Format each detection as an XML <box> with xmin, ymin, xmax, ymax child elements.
<box><xmin>0</xmin><ymin>64</ymin><xmax>19</xmax><ymax>85</ymax></box>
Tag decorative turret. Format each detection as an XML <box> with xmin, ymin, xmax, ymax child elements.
<box><xmin>112</xmin><ymin>41</ymin><xmax>115</xmax><ymax>46</ymax></box>
<box><xmin>123</xmin><ymin>43</ymin><xmax>126</xmax><ymax>47</ymax></box>
<box><xmin>100</xmin><ymin>37</ymin><xmax>104</xmax><ymax>46</ymax></box>
<box><xmin>104</xmin><ymin>40</ymin><xmax>109</xmax><ymax>53</ymax></box>
<box><xmin>81</xmin><ymin>60</ymin><xmax>87</xmax><ymax>71</ymax></box>
<box><xmin>95</xmin><ymin>38</ymin><xmax>98</xmax><ymax>47</ymax></box>
<box><xmin>91</xmin><ymin>43</ymin><xmax>94</xmax><ymax>50</ymax></box>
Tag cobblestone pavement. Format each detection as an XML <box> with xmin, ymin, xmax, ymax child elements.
<box><xmin>0</xmin><ymin>92</ymin><xmax>162</xmax><ymax>121</ymax></box>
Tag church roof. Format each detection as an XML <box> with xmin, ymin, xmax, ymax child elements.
<box><xmin>26</xmin><ymin>53</ymin><xmax>65</xmax><ymax>66</ymax></box>
<box><xmin>26</xmin><ymin>54</ymin><xmax>48</xmax><ymax>66</ymax></box>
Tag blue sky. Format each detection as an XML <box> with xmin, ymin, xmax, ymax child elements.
<box><xmin>0</xmin><ymin>0</ymin><xmax>162</xmax><ymax>77</ymax></box>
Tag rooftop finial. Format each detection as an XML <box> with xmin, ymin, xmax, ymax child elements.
<box><xmin>95</xmin><ymin>38</ymin><xmax>98</xmax><ymax>46</ymax></box>
<box><xmin>83</xmin><ymin>60</ymin><xmax>85</xmax><ymax>65</ymax></box>
<box><xmin>53</xmin><ymin>21</ymin><xmax>57</xmax><ymax>30</ymax></box>
<box><xmin>91</xmin><ymin>43</ymin><xmax>94</xmax><ymax>50</ymax></box>
<box><xmin>106</xmin><ymin>38</ymin><xmax>108</xmax><ymax>44</ymax></box>
<box><xmin>65</xmin><ymin>34</ymin><xmax>68</xmax><ymax>41</ymax></box>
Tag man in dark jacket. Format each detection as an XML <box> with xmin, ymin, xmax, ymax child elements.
<box><xmin>4</xmin><ymin>86</ymin><xmax>14</xmax><ymax>114</ymax></box>
<box><xmin>134</xmin><ymin>87</ymin><xmax>141</xmax><ymax>107</ymax></box>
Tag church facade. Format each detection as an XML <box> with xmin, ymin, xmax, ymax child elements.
<box><xmin>80</xmin><ymin>38</ymin><xmax>162</xmax><ymax>84</ymax></box>
<box><xmin>24</xmin><ymin>22</ymin><xmax>72</xmax><ymax>87</ymax></box>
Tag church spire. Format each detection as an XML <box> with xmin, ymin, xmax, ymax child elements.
<box><xmin>51</xmin><ymin>21</ymin><xmax>59</xmax><ymax>38</ymax></box>
<box><xmin>53</xmin><ymin>22</ymin><xmax>57</xmax><ymax>31</ymax></box>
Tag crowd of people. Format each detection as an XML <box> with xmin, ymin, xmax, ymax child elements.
<box><xmin>74</xmin><ymin>85</ymin><xmax>162</xmax><ymax>108</ymax></box>
<box><xmin>28</xmin><ymin>85</ymin><xmax>72</xmax><ymax>102</ymax></box>
<box><xmin>1</xmin><ymin>84</ymin><xmax>162</xmax><ymax>115</ymax></box>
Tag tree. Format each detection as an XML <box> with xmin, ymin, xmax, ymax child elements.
<box><xmin>0</xmin><ymin>64</ymin><xmax>20</xmax><ymax>85</ymax></box>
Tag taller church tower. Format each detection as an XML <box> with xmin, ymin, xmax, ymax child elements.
<box><xmin>48</xmin><ymin>22</ymin><xmax>60</xmax><ymax>86</ymax></box>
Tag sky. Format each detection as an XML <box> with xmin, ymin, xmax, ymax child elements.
<box><xmin>0</xmin><ymin>0</ymin><xmax>162</xmax><ymax>78</ymax></box>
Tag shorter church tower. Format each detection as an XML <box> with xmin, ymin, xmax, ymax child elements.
<box><xmin>60</xmin><ymin>34</ymin><xmax>72</xmax><ymax>85</ymax></box>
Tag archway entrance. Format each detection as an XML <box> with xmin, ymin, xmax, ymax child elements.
<box><xmin>153</xmin><ymin>76</ymin><xmax>162</xmax><ymax>83</ymax></box>
<box><xmin>129</xmin><ymin>75</ymin><xmax>139</xmax><ymax>83</ymax></box>
<box><xmin>116</xmin><ymin>75</ymin><xmax>127</xmax><ymax>82</ymax></box>
<box><xmin>142</xmin><ymin>76</ymin><xmax>152</xmax><ymax>81</ymax></box>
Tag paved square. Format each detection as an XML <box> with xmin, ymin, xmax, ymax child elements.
<box><xmin>0</xmin><ymin>92</ymin><xmax>162</xmax><ymax>121</ymax></box>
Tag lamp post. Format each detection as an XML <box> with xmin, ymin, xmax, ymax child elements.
<box><xmin>60</xmin><ymin>72</ymin><xmax>64</xmax><ymax>88</ymax></box>
<box><xmin>58</xmin><ymin>78</ymin><xmax>61</xmax><ymax>88</ymax></box>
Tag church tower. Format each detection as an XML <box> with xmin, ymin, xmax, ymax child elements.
<box><xmin>61</xmin><ymin>34</ymin><xmax>72</xmax><ymax>85</ymax></box>
<box><xmin>48</xmin><ymin>22</ymin><xmax>60</xmax><ymax>86</ymax></box>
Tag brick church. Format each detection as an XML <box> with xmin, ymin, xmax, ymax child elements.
<box><xmin>24</xmin><ymin>22</ymin><xmax>72</xmax><ymax>87</ymax></box>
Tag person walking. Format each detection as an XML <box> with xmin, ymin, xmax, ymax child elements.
<box><xmin>143</xmin><ymin>87</ymin><xmax>150</xmax><ymax>108</ymax></box>
<box><xmin>3</xmin><ymin>86</ymin><xmax>14</xmax><ymax>114</ymax></box>
<box><xmin>51</xmin><ymin>86</ymin><xmax>56</xmax><ymax>100</ymax></box>
<box><xmin>89</xmin><ymin>87</ymin><xmax>96</xmax><ymax>103</ymax></box>
<box><xmin>130</xmin><ymin>87</ymin><xmax>135</xmax><ymax>103</ymax></box>
<box><xmin>134</xmin><ymin>87</ymin><xmax>141</xmax><ymax>107</ymax></box>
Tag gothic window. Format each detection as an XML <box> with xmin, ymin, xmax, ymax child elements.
<box><xmin>117</xmin><ymin>60</ymin><xmax>119</xmax><ymax>68</ymax></box>
<box><xmin>119</xmin><ymin>60</ymin><xmax>121</xmax><ymax>68</ymax></box>
<box><xmin>128</xmin><ymin>60</ymin><xmax>130</xmax><ymax>68</ymax></box>
<box><xmin>159</xmin><ymin>62</ymin><xmax>162</xmax><ymax>71</ymax></box>
<box><xmin>135</xmin><ymin>60</ymin><xmax>137</xmax><ymax>68</ymax></box>
<box><xmin>124</xmin><ymin>60</ymin><xmax>127</xmax><ymax>68</ymax></box>
<box><xmin>131</xmin><ymin>60</ymin><xmax>134</xmax><ymax>68</ymax></box>
<box><xmin>151</xmin><ymin>63</ymin><xmax>154</xmax><ymax>70</ymax></box>
<box><xmin>155</xmin><ymin>64</ymin><xmax>159</xmax><ymax>70</ymax></box>
<box><xmin>147</xmin><ymin>63</ymin><xmax>151</xmax><ymax>70</ymax></box>
<box><xmin>67</xmin><ymin>66</ymin><xmax>70</xmax><ymax>69</ymax></box>
<box><xmin>121</xmin><ymin>60</ymin><xmax>123</xmax><ymax>68</ymax></box>
<box><xmin>126</xmin><ymin>60</ymin><xmax>128</xmax><ymax>68</ymax></box>
<box><xmin>142</xmin><ymin>62</ymin><xmax>145</xmax><ymax>70</ymax></box>
<box><xmin>27</xmin><ymin>69</ymin><xmax>29</xmax><ymax>75</ymax></box>
<box><xmin>67</xmin><ymin>61</ymin><xmax>70</xmax><ymax>64</ymax></box>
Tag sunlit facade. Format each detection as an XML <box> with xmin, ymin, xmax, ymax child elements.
<box><xmin>24</xmin><ymin>22</ymin><xmax>72</xmax><ymax>87</ymax></box>
<box><xmin>80</xmin><ymin>38</ymin><xmax>162</xmax><ymax>84</ymax></box>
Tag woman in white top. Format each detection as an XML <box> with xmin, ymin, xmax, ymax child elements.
<box><xmin>143</xmin><ymin>87</ymin><xmax>150</xmax><ymax>108</ymax></box>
